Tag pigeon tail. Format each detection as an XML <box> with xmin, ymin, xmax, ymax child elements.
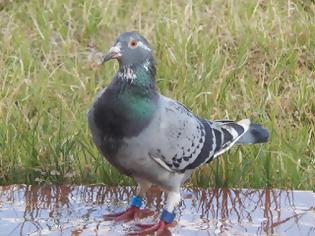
<box><xmin>236</xmin><ymin>123</ymin><xmax>269</xmax><ymax>145</ymax></box>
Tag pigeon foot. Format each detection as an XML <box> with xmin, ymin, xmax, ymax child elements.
<box><xmin>129</xmin><ymin>220</ymin><xmax>175</xmax><ymax>235</ymax></box>
<box><xmin>105</xmin><ymin>206</ymin><xmax>153</xmax><ymax>222</ymax></box>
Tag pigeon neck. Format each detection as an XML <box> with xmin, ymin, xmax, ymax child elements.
<box><xmin>94</xmin><ymin>58</ymin><xmax>159</xmax><ymax>139</ymax></box>
<box><xmin>94</xmin><ymin>84</ymin><xmax>158</xmax><ymax>142</ymax></box>
<box><xmin>116</xmin><ymin>59</ymin><xmax>158</xmax><ymax>121</ymax></box>
<box><xmin>117</xmin><ymin>58</ymin><xmax>156</xmax><ymax>89</ymax></box>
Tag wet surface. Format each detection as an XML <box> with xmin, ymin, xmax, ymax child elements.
<box><xmin>0</xmin><ymin>185</ymin><xmax>314</xmax><ymax>235</ymax></box>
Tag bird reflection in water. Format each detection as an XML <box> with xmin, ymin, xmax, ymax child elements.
<box><xmin>0</xmin><ymin>185</ymin><xmax>314</xmax><ymax>235</ymax></box>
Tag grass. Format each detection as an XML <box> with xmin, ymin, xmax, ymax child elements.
<box><xmin>0</xmin><ymin>0</ymin><xmax>314</xmax><ymax>190</ymax></box>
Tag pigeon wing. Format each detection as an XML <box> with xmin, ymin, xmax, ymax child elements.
<box><xmin>149</xmin><ymin>97</ymin><xmax>250</xmax><ymax>173</ymax></box>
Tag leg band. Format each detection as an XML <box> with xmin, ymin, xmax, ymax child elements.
<box><xmin>160</xmin><ymin>209</ymin><xmax>176</xmax><ymax>224</ymax></box>
<box><xmin>130</xmin><ymin>196</ymin><xmax>142</xmax><ymax>208</ymax></box>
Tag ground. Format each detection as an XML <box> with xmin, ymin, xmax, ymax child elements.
<box><xmin>0</xmin><ymin>0</ymin><xmax>314</xmax><ymax>190</ymax></box>
<box><xmin>1</xmin><ymin>185</ymin><xmax>314</xmax><ymax>235</ymax></box>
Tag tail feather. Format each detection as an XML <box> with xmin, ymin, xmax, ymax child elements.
<box><xmin>236</xmin><ymin>123</ymin><xmax>269</xmax><ymax>144</ymax></box>
<box><xmin>208</xmin><ymin>119</ymin><xmax>269</xmax><ymax>161</ymax></box>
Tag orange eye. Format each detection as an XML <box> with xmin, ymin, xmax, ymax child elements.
<box><xmin>130</xmin><ymin>40</ymin><xmax>137</xmax><ymax>48</ymax></box>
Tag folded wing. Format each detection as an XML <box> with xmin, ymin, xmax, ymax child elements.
<box><xmin>149</xmin><ymin>97</ymin><xmax>251</xmax><ymax>173</ymax></box>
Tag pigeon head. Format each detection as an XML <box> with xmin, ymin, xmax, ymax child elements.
<box><xmin>102</xmin><ymin>32</ymin><xmax>154</xmax><ymax>67</ymax></box>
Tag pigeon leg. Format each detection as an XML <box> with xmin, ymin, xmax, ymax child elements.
<box><xmin>130</xmin><ymin>191</ymin><xmax>180</xmax><ymax>234</ymax></box>
<box><xmin>105</xmin><ymin>179</ymin><xmax>152</xmax><ymax>222</ymax></box>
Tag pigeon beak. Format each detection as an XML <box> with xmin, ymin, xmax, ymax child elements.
<box><xmin>102</xmin><ymin>44</ymin><xmax>122</xmax><ymax>64</ymax></box>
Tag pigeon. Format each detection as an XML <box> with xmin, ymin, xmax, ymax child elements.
<box><xmin>88</xmin><ymin>31</ymin><xmax>269</xmax><ymax>234</ymax></box>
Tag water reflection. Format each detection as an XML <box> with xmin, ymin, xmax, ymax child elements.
<box><xmin>0</xmin><ymin>185</ymin><xmax>314</xmax><ymax>235</ymax></box>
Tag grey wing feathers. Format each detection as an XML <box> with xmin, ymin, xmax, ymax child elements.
<box><xmin>183</xmin><ymin>119</ymin><xmax>250</xmax><ymax>171</ymax></box>
<box><xmin>148</xmin><ymin>98</ymin><xmax>206</xmax><ymax>172</ymax></box>
<box><xmin>149</xmin><ymin>97</ymin><xmax>251</xmax><ymax>173</ymax></box>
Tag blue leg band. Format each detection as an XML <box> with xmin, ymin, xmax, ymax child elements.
<box><xmin>160</xmin><ymin>209</ymin><xmax>176</xmax><ymax>224</ymax></box>
<box><xmin>130</xmin><ymin>196</ymin><xmax>142</xmax><ymax>208</ymax></box>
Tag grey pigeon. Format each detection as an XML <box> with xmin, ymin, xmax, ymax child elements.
<box><xmin>88</xmin><ymin>32</ymin><xmax>269</xmax><ymax>234</ymax></box>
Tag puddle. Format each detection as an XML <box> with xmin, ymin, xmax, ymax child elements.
<box><xmin>0</xmin><ymin>185</ymin><xmax>314</xmax><ymax>235</ymax></box>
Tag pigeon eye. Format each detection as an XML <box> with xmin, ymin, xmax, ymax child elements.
<box><xmin>130</xmin><ymin>40</ymin><xmax>137</xmax><ymax>48</ymax></box>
